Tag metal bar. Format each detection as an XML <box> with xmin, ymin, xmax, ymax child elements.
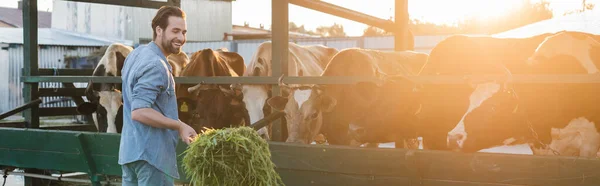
<box><xmin>271</xmin><ymin>0</ymin><xmax>289</xmax><ymax>142</ymax></box>
<box><xmin>60</xmin><ymin>0</ymin><xmax>180</xmax><ymax>9</ymax></box>
<box><xmin>289</xmin><ymin>0</ymin><xmax>397</xmax><ymax>32</ymax></box>
<box><xmin>22</xmin><ymin>0</ymin><xmax>42</xmax><ymax>184</ymax></box>
<box><xmin>20</xmin><ymin>75</ymin><xmax>600</xmax><ymax>84</ymax></box>
<box><xmin>0</xmin><ymin>122</ymin><xmax>27</xmax><ymax>128</ymax></box>
<box><xmin>42</xmin><ymin>124</ymin><xmax>97</xmax><ymax>132</ymax></box>
<box><xmin>75</xmin><ymin>133</ymin><xmax>101</xmax><ymax>186</ymax></box>
<box><xmin>0</xmin><ymin>99</ymin><xmax>42</xmax><ymax>120</ymax></box>
<box><xmin>22</xmin><ymin>0</ymin><xmax>40</xmax><ymax>129</ymax></box>
<box><xmin>250</xmin><ymin>111</ymin><xmax>285</xmax><ymax>131</ymax></box>
<box><xmin>394</xmin><ymin>0</ymin><xmax>409</xmax><ymax>51</ymax></box>
<box><xmin>39</xmin><ymin>107</ymin><xmax>80</xmax><ymax>117</ymax></box>
<box><xmin>39</xmin><ymin>88</ymin><xmax>86</xmax><ymax>97</ymax></box>
<box><xmin>37</xmin><ymin>68</ymin><xmax>95</xmax><ymax>76</ymax></box>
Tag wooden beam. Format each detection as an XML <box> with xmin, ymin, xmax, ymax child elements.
<box><xmin>289</xmin><ymin>0</ymin><xmax>397</xmax><ymax>32</ymax></box>
<box><xmin>271</xmin><ymin>0</ymin><xmax>289</xmax><ymax>142</ymax></box>
<box><xmin>394</xmin><ymin>0</ymin><xmax>411</xmax><ymax>51</ymax></box>
<box><xmin>59</xmin><ymin>0</ymin><xmax>181</xmax><ymax>9</ymax></box>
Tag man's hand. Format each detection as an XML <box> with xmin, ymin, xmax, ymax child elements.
<box><xmin>178</xmin><ymin>121</ymin><xmax>197</xmax><ymax>145</ymax></box>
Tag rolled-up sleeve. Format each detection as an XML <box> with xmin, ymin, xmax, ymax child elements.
<box><xmin>131</xmin><ymin>63</ymin><xmax>167</xmax><ymax>111</ymax></box>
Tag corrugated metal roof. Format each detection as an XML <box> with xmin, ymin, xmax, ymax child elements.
<box><xmin>493</xmin><ymin>10</ymin><xmax>600</xmax><ymax>38</ymax></box>
<box><xmin>0</xmin><ymin>6</ymin><xmax>52</xmax><ymax>28</ymax></box>
<box><xmin>0</xmin><ymin>28</ymin><xmax>133</xmax><ymax>46</ymax></box>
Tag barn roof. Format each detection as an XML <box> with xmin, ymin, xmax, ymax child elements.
<box><xmin>0</xmin><ymin>6</ymin><xmax>52</xmax><ymax>28</ymax></box>
<box><xmin>493</xmin><ymin>10</ymin><xmax>600</xmax><ymax>38</ymax></box>
<box><xmin>0</xmin><ymin>28</ymin><xmax>133</xmax><ymax>46</ymax></box>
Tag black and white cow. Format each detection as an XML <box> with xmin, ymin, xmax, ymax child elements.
<box><xmin>447</xmin><ymin>31</ymin><xmax>600</xmax><ymax>153</ymax></box>
<box><xmin>77</xmin><ymin>43</ymin><xmax>133</xmax><ymax>133</ymax></box>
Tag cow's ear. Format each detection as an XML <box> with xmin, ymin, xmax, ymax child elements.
<box><xmin>319</xmin><ymin>95</ymin><xmax>337</xmax><ymax>112</ymax></box>
<box><xmin>77</xmin><ymin>102</ymin><xmax>97</xmax><ymax>114</ymax></box>
<box><xmin>267</xmin><ymin>96</ymin><xmax>288</xmax><ymax>111</ymax></box>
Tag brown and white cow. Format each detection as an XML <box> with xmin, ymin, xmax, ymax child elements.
<box><xmin>77</xmin><ymin>43</ymin><xmax>133</xmax><ymax>133</ymax></box>
<box><xmin>242</xmin><ymin>41</ymin><xmax>338</xmax><ymax>140</ymax></box>
<box><xmin>447</xmin><ymin>31</ymin><xmax>600</xmax><ymax>153</ymax></box>
<box><xmin>266</xmin><ymin>48</ymin><xmax>428</xmax><ymax>144</ymax></box>
<box><xmin>167</xmin><ymin>51</ymin><xmax>190</xmax><ymax>77</ymax></box>
<box><xmin>176</xmin><ymin>48</ymin><xmax>250</xmax><ymax>133</ymax></box>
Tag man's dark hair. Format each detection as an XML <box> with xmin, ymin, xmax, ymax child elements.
<box><xmin>151</xmin><ymin>6</ymin><xmax>186</xmax><ymax>40</ymax></box>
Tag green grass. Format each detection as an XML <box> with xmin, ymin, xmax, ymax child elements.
<box><xmin>182</xmin><ymin>127</ymin><xmax>284</xmax><ymax>186</ymax></box>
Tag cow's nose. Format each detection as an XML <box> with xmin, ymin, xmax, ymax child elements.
<box><xmin>526</xmin><ymin>57</ymin><xmax>537</xmax><ymax>65</ymax></box>
<box><xmin>447</xmin><ymin>133</ymin><xmax>465</xmax><ymax>150</ymax></box>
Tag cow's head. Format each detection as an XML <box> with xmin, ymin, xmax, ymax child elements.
<box><xmin>177</xmin><ymin>49</ymin><xmax>249</xmax><ymax>133</ymax></box>
<box><xmin>446</xmin><ymin>80</ymin><xmax>523</xmax><ymax>152</ymax></box>
<box><xmin>528</xmin><ymin>31</ymin><xmax>600</xmax><ymax>74</ymax></box>
<box><xmin>266</xmin><ymin>79</ymin><xmax>336</xmax><ymax>144</ymax></box>
<box><xmin>181</xmin><ymin>83</ymin><xmax>249</xmax><ymax>132</ymax></box>
<box><xmin>76</xmin><ymin>43</ymin><xmax>132</xmax><ymax>133</ymax></box>
<box><xmin>347</xmin><ymin>76</ymin><xmax>422</xmax><ymax>144</ymax></box>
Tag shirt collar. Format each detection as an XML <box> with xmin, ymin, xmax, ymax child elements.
<box><xmin>148</xmin><ymin>41</ymin><xmax>168</xmax><ymax>62</ymax></box>
<box><xmin>148</xmin><ymin>41</ymin><xmax>173</xmax><ymax>73</ymax></box>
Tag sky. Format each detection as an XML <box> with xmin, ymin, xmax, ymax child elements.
<box><xmin>0</xmin><ymin>0</ymin><xmax>597</xmax><ymax>36</ymax></box>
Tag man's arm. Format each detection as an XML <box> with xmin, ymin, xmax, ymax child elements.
<box><xmin>132</xmin><ymin>108</ymin><xmax>181</xmax><ymax>130</ymax></box>
<box><xmin>129</xmin><ymin>63</ymin><xmax>179</xmax><ymax>130</ymax></box>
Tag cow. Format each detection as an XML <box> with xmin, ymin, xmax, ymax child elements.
<box><xmin>176</xmin><ymin>48</ymin><xmax>250</xmax><ymax>133</ymax></box>
<box><xmin>242</xmin><ymin>41</ymin><xmax>338</xmax><ymax>140</ymax></box>
<box><xmin>76</xmin><ymin>43</ymin><xmax>133</xmax><ymax>133</ymax></box>
<box><xmin>77</xmin><ymin>43</ymin><xmax>189</xmax><ymax>134</ymax></box>
<box><xmin>167</xmin><ymin>51</ymin><xmax>190</xmax><ymax>77</ymax></box>
<box><xmin>446</xmin><ymin>31</ymin><xmax>600</xmax><ymax>153</ymax></box>
<box><xmin>266</xmin><ymin>48</ymin><xmax>428</xmax><ymax>144</ymax></box>
<box><xmin>527</xmin><ymin>31</ymin><xmax>600</xmax><ymax>74</ymax></box>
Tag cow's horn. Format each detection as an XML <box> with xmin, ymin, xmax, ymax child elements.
<box><xmin>278</xmin><ymin>74</ymin><xmax>288</xmax><ymax>87</ymax></box>
<box><xmin>219</xmin><ymin>85</ymin><xmax>235</xmax><ymax>96</ymax></box>
<box><xmin>188</xmin><ymin>82</ymin><xmax>212</xmax><ymax>94</ymax></box>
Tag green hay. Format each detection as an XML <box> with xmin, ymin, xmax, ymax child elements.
<box><xmin>182</xmin><ymin>126</ymin><xmax>284</xmax><ymax>186</ymax></box>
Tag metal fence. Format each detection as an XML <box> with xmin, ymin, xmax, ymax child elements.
<box><xmin>5</xmin><ymin>45</ymin><xmax>98</xmax><ymax>114</ymax></box>
<box><xmin>181</xmin><ymin>35</ymin><xmax>451</xmax><ymax>66</ymax></box>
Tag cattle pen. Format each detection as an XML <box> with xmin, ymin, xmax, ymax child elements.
<box><xmin>2</xmin><ymin>0</ymin><xmax>600</xmax><ymax>186</ymax></box>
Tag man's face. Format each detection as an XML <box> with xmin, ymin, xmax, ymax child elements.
<box><xmin>159</xmin><ymin>16</ymin><xmax>187</xmax><ymax>55</ymax></box>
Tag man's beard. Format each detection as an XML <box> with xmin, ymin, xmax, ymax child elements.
<box><xmin>161</xmin><ymin>35</ymin><xmax>182</xmax><ymax>55</ymax></box>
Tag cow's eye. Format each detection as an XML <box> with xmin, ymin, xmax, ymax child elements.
<box><xmin>310</xmin><ymin>112</ymin><xmax>319</xmax><ymax>120</ymax></box>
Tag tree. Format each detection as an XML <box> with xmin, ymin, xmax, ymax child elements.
<box><xmin>362</xmin><ymin>26</ymin><xmax>391</xmax><ymax>36</ymax></box>
<box><xmin>316</xmin><ymin>23</ymin><xmax>346</xmax><ymax>37</ymax></box>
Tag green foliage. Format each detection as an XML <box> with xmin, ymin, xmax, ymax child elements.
<box><xmin>182</xmin><ymin>127</ymin><xmax>284</xmax><ymax>186</ymax></box>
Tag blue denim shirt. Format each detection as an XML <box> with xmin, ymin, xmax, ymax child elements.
<box><xmin>119</xmin><ymin>41</ymin><xmax>180</xmax><ymax>179</ymax></box>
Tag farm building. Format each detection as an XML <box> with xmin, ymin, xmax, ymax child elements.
<box><xmin>51</xmin><ymin>0</ymin><xmax>235</xmax><ymax>44</ymax></box>
<box><xmin>494</xmin><ymin>9</ymin><xmax>600</xmax><ymax>37</ymax></box>
<box><xmin>0</xmin><ymin>3</ymin><xmax>51</xmax><ymax>28</ymax></box>
<box><xmin>0</xmin><ymin>27</ymin><xmax>132</xmax><ymax>114</ymax></box>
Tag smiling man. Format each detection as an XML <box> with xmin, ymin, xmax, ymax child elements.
<box><xmin>119</xmin><ymin>6</ymin><xmax>197</xmax><ymax>186</ymax></box>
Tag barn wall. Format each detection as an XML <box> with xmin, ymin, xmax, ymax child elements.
<box><xmin>52</xmin><ymin>0</ymin><xmax>233</xmax><ymax>44</ymax></box>
<box><xmin>0</xmin><ymin>44</ymin><xmax>9</xmax><ymax>113</ymax></box>
<box><xmin>7</xmin><ymin>45</ymin><xmax>98</xmax><ymax>114</ymax></box>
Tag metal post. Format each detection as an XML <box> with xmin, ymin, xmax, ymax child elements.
<box><xmin>394</xmin><ymin>0</ymin><xmax>410</xmax><ymax>51</ymax></box>
<box><xmin>271</xmin><ymin>0</ymin><xmax>289</xmax><ymax>142</ymax></box>
<box><xmin>22</xmin><ymin>0</ymin><xmax>42</xmax><ymax>185</ymax></box>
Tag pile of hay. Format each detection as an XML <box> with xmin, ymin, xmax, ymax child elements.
<box><xmin>182</xmin><ymin>126</ymin><xmax>284</xmax><ymax>186</ymax></box>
